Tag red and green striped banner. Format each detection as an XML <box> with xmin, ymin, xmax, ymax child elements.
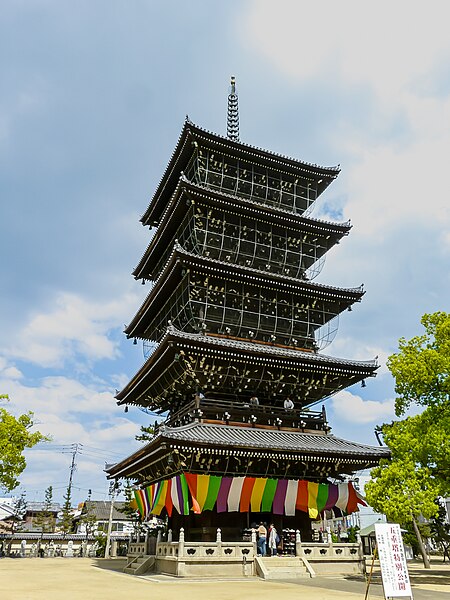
<box><xmin>134</xmin><ymin>475</ymin><xmax>366</xmax><ymax>519</ymax></box>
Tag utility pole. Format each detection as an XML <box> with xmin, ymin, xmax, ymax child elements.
<box><xmin>61</xmin><ymin>443</ymin><xmax>82</xmax><ymax>537</ymax></box>
<box><xmin>67</xmin><ymin>444</ymin><xmax>79</xmax><ymax>493</ymax></box>
<box><xmin>62</xmin><ymin>443</ymin><xmax>82</xmax><ymax>497</ymax></box>
<box><xmin>104</xmin><ymin>480</ymin><xmax>119</xmax><ymax>558</ymax></box>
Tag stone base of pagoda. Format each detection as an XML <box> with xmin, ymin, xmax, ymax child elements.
<box><xmin>126</xmin><ymin>530</ymin><xmax>365</xmax><ymax>578</ymax></box>
<box><xmin>155</xmin><ymin>540</ymin><xmax>256</xmax><ymax>577</ymax></box>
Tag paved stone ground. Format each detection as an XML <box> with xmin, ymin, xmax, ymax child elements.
<box><xmin>1</xmin><ymin>556</ymin><xmax>449</xmax><ymax>600</ymax></box>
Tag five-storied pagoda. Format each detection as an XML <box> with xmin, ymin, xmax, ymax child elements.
<box><xmin>107</xmin><ymin>79</ymin><xmax>389</xmax><ymax>543</ymax></box>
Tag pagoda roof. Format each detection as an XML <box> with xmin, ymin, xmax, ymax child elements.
<box><xmin>106</xmin><ymin>421</ymin><xmax>390</xmax><ymax>480</ymax></box>
<box><xmin>134</xmin><ymin>177</ymin><xmax>350</xmax><ymax>280</ymax></box>
<box><xmin>161</xmin><ymin>422</ymin><xmax>389</xmax><ymax>458</ymax></box>
<box><xmin>126</xmin><ymin>243</ymin><xmax>364</xmax><ymax>339</ymax></box>
<box><xmin>141</xmin><ymin>119</ymin><xmax>341</xmax><ymax>226</ymax></box>
<box><xmin>116</xmin><ymin>326</ymin><xmax>378</xmax><ymax>410</ymax></box>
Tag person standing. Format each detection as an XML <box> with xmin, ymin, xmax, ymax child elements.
<box><xmin>268</xmin><ymin>524</ymin><xmax>279</xmax><ymax>556</ymax></box>
<box><xmin>250</xmin><ymin>394</ymin><xmax>259</xmax><ymax>407</ymax></box>
<box><xmin>284</xmin><ymin>396</ymin><xmax>294</xmax><ymax>411</ymax></box>
<box><xmin>257</xmin><ymin>522</ymin><xmax>267</xmax><ymax>556</ymax></box>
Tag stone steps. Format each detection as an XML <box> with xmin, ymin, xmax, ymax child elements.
<box><xmin>124</xmin><ymin>555</ymin><xmax>155</xmax><ymax>576</ymax></box>
<box><xmin>256</xmin><ymin>556</ymin><xmax>311</xmax><ymax>579</ymax></box>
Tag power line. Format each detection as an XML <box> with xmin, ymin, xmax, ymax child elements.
<box><xmin>31</xmin><ymin>442</ymin><xmax>123</xmax><ymax>459</ymax></box>
<box><xmin>82</xmin><ymin>444</ymin><xmax>123</xmax><ymax>458</ymax></box>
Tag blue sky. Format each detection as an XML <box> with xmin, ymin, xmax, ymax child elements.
<box><xmin>2</xmin><ymin>1</ymin><xmax>450</xmax><ymax>504</ymax></box>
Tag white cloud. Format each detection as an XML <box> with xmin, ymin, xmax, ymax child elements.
<box><xmin>331</xmin><ymin>390</ymin><xmax>395</xmax><ymax>424</ymax></box>
<box><xmin>1</xmin><ymin>366</ymin><xmax>23</xmax><ymax>380</ymax></box>
<box><xmin>243</xmin><ymin>0</ymin><xmax>450</xmax><ymax>245</ymax></box>
<box><xmin>5</xmin><ymin>291</ymin><xmax>139</xmax><ymax>368</ymax></box>
<box><xmin>1</xmin><ymin>375</ymin><xmax>115</xmax><ymax>419</ymax></box>
<box><xmin>327</xmin><ymin>336</ymin><xmax>390</xmax><ymax>376</ymax></box>
<box><xmin>2</xmin><ymin>373</ymin><xmax>144</xmax><ymax>502</ymax></box>
<box><xmin>243</xmin><ymin>1</ymin><xmax>450</xmax><ymax>104</ymax></box>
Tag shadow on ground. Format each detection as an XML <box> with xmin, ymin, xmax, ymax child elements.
<box><xmin>91</xmin><ymin>558</ymin><xmax>127</xmax><ymax>573</ymax></box>
<box><xmin>343</xmin><ymin>558</ymin><xmax>450</xmax><ymax>588</ymax></box>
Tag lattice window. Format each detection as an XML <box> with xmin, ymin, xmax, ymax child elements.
<box><xmin>143</xmin><ymin>268</ymin><xmax>342</xmax><ymax>351</ymax></box>
<box><xmin>185</xmin><ymin>148</ymin><xmax>318</xmax><ymax>216</ymax></box>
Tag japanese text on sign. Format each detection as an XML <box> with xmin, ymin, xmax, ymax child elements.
<box><xmin>375</xmin><ymin>523</ymin><xmax>413</xmax><ymax>598</ymax></box>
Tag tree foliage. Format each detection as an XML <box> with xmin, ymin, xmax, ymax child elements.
<box><xmin>60</xmin><ymin>485</ymin><xmax>74</xmax><ymax>536</ymax></box>
<box><xmin>79</xmin><ymin>496</ymin><xmax>97</xmax><ymax>539</ymax></box>
<box><xmin>383</xmin><ymin>312</ymin><xmax>450</xmax><ymax>493</ymax></box>
<box><xmin>0</xmin><ymin>395</ymin><xmax>47</xmax><ymax>491</ymax></box>
<box><xmin>430</xmin><ymin>500</ymin><xmax>450</xmax><ymax>562</ymax></box>
<box><xmin>366</xmin><ymin>433</ymin><xmax>441</xmax><ymax>523</ymax></box>
<box><xmin>118</xmin><ymin>479</ymin><xmax>143</xmax><ymax>536</ymax></box>
<box><xmin>387</xmin><ymin>311</ymin><xmax>450</xmax><ymax>415</ymax></box>
<box><xmin>135</xmin><ymin>423</ymin><xmax>155</xmax><ymax>443</ymax></box>
<box><xmin>11</xmin><ymin>493</ymin><xmax>27</xmax><ymax>531</ymax></box>
<box><xmin>366</xmin><ymin>312</ymin><xmax>450</xmax><ymax>566</ymax></box>
<box><xmin>34</xmin><ymin>486</ymin><xmax>56</xmax><ymax>535</ymax></box>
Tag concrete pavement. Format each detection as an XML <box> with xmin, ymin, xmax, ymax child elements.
<box><xmin>1</xmin><ymin>556</ymin><xmax>449</xmax><ymax>600</ymax></box>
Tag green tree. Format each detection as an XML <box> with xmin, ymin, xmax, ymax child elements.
<box><xmin>366</xmin><ymin>312</ymin><xmax>450</xmax><ymax>569</ymax></box>
<box><xmin>5</xmin><ymin>492</ymin><xmax>27</xmax><ymax>556</ymax></box>
<box><xmin>11</xmin><ymin>492</ymin><xmax>27</xmax><ymax>534</ymax></box>
<box><xmin>388</xmin><ymin>312</ymin><xmax>450</xmax><ymax>415</ymax></box>
<box><xmin>78</xmin><ymin>492</ymin><xmax>97</xmax><ymax>555</ymax></box>
<box><xmin>387</xmin><ymin>312</ymin><xmax>450</xmax><ymax>491</ymax></box>
<box><xmin>135</xmin><ymin>423</ymin><xmax>155</xmax><ymax>443</ymax></box>
<box><xmin>366</xmin><ymin>427</ymin><xmax>440</xmax><ymax>567</ymax></box>
<box><xmin>34</xmin><ymin>486</ymin><xmax>56</xmax><ymax>554</ymax></box>
<box><xmin>80</xmin><ymin>506</ymin><xmax>97</xmax><ymax>539</ymax></box>
<box><xmin>0</xmin><ymin>395</ymin><xmax>47</xmax><ymax>491</ymax></box>
<box><xmin>430</xmin><ymin>500</ymin><xmax>450</xmax><ymax>562</ymax></box>
<box><xmin>60</xmin><ymin>485</ymin><xmax>74</xmax><ymax>536</ymax></box>
<box><xmin>119</xmin><ymin>479</ymin><xmax>143</xmax><ymax>536</ymax></box>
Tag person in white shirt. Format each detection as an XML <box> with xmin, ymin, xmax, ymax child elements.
<box><xmin>284</xmin><ymin>397</ymin><xmax>294</xmax><ymax>411</ymax></box>
<box><xmin>268</xmin><ymin>524</ymin><xmax>279</xmax><ymax>556</ymax></box>
<box><xmin>250</xmin><ymin>395</ymin><xmax>259</xmax><ymax>407</ymax></box>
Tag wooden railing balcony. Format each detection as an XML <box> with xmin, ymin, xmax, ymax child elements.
<box><xmin>162</xmin><ymin>398</ymin><xmax>329</xmax><ymax>433</ymax></box>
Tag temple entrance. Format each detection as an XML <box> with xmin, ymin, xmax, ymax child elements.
<box><xmin>168</xmin><ymin>509</ymin><xmax>312</xmax><ymax>545</ymax></box>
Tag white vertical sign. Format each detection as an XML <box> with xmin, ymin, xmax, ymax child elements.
<box><xmin>375</xmin><ymin>523</ymin><xmax>413</xmax><ymax>598</ymax></box>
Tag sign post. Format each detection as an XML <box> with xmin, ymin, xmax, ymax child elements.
<box><xmin>375</xmin><ymin>523</ymin><xmax>413</xmax><ymax>599</ymax></box>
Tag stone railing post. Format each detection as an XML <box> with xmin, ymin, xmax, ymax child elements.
<box><xmin>157</xmin><ymin>529</ymin><xmax>162</xmax><ymax>544</ymax></box>
<box><xmin>357</xmin><ymin>533</ymin><xmax>364</xmax><ymax>560</ymax></box>
<box><xmin>251</xmin><ymin>528</ymin><xmax>257</xmax><ymax>555</ymax></box>
<box><xmin>178</xmin><ymin>527</ymin><xmax>185</xmax><ymax>557</ymax></box>
<box><xmin>216</xmin><ymin>527</ymin><xmax>222</xmax><ymax>554</ymax></box>
<box><xmin>168</xmin><ymin>528</ymin><xmax>173</xmax><ymax>543</ymax></box>
<box><xmin>295</xmin><ymin>530</ymin><xmax>302</xmax><ymax>556</ymax></box>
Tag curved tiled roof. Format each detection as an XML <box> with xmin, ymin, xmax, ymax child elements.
<box><xmin>167</xmin><ymin>326</ymin><xmax>378</xmax><ymax>368</ymax></box>
<box><xmin>161</xmin><ymin>421</ymin><xmax>389</xmax><ymax>458</ymax></box>
<box><xmin>134</xmin><ymin>176</ymin><xmax>351</xmax><ymax>280</ymax></box>
<box><xmin>185</xmin><ymin>118</ymin><xmax>341</xmax><ymax>175</ymax></box>
<box><xmin>142</xmin><ymin>119</ymin><xmax>340</xmax><ymax>226</ymax></box>
<box><xmin>179</xmin><ymin>176</ymin><xmax>350</xmax><ymax>231</ymax></box>
<box><xmin>125</xmin><ymin>244</ymin><xmax>364</xmax><ymax>338</ymax></box>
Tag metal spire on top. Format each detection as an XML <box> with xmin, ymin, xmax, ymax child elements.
<box><xmin>227</xmin><ymin>76</ymin><xmax>239</xmax><ymax>142</ymax></box>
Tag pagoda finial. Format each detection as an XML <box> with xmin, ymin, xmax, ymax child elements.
<box><xmin>227</xmin><ymin>76</ymin><xmax>239</xmax><ymax>142</ymax></box>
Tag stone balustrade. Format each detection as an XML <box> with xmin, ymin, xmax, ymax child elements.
<box><xmin>298</xmin><ymin>542</ymin><xmax>362</xmax><ymax>560</ymax></box>
<box><xmin>127</xmin><ymin>528</ymin><xmax>364</xmax><ymax>577</ymax></box>
<box><xmin>156</xmin><ymin>540</ymin><xmax>255</xmax><ymax>559</ymax></box>
<box><xmin>128</xmin><ymin>542</ymin><xmax>147</xmax><ymax>556</ymax></box>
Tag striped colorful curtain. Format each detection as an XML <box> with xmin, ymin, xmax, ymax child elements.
<box><xmin>134</xmin><ymin>474</ymin><xmax>367</xmax><ymax>519</ymax></box>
